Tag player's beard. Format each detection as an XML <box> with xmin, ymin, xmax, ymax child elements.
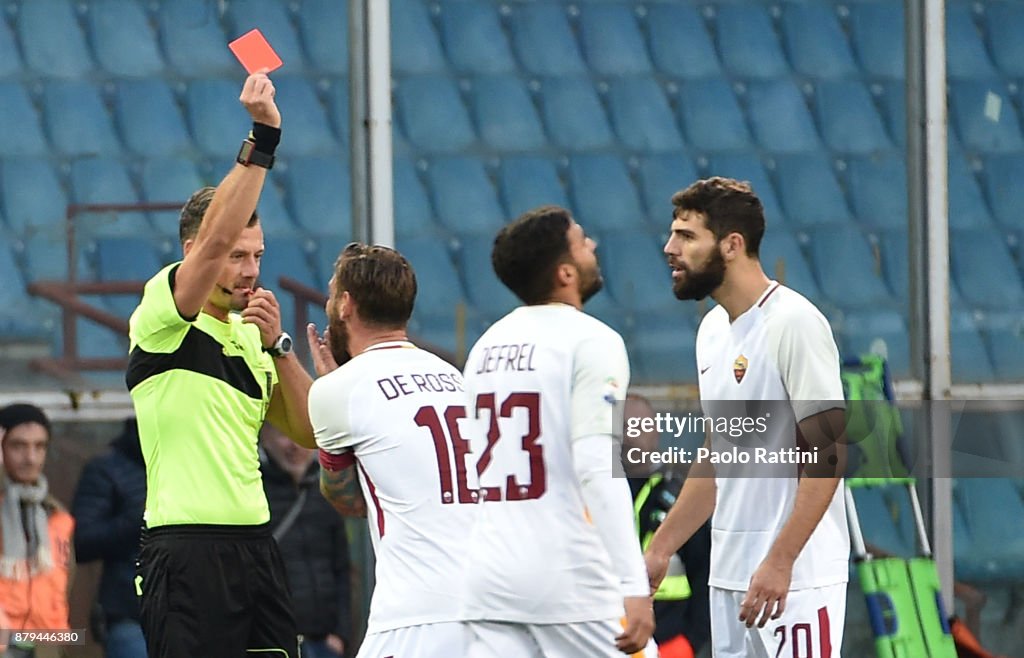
<box><xmin>327</xmin><ymin>314</ymin><xmax>353</xmax><ymax>366</ymax></box>
<box><xmin>577</xmin><ymin>261</ymin><xmax>604</xmax><ymax>304</ymax></box>
<box><xmin>673</xmin><ymin>248</ymin><xmax>726</xmax><ymax>301</ymax></box>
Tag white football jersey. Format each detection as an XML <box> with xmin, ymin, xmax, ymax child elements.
<box><xmin>460</xmin><ymin>304</ymin><xmax>643</xmax><ymax>624</ymax></box>
<box><xmin>310</xmin><ymin>341</ymin><xmax>479</xmax><ymax>634</ymax></box>
<box><xmin>695</xmin><ymin>282</ymin><xmax>849</xmax><ymax>591</ymax></box>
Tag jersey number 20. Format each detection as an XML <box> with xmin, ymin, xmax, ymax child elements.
<box><xmin>414</xmin><ymin>392</ymin><xmax>546</xmax><ymax>504</ymax></box>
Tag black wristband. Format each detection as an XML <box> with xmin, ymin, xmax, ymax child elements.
<box><xmin>250</xmin><ymin>122</ymin><xmax>281</xmax><ymax>157</ymax></box>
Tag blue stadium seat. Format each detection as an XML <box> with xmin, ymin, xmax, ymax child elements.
<box><xmin>578</xmin><ymin>5</ymin><xmax>650</xmax><ymax>75</ymax></box>
<box><xmin>312</xmin><ymin>238</ymin><xmax>354</xmax><ymax>286</ymax></box>
<box><xmin>875</xmin><ymin>82</ymin><xmax>907</xmax><ymax>148</ymax></box>
<box><xmin>538</xmin><ymin>78</ymin><xmax>615</xmax><ymax>152</ymax></box>
<box><xmin>255</xmin><ymin>180</ymin><xmax>297</xmax><ymax>239</ymax></box>
<box><xmin>715</xmin><ymin>5</ymin><xmax>789</xmax><ymax>79</ymax></box>
<box><xmin>272</xmin><ymin>77</ymin><xmax>338</xmax><ymax>156</ymax></box>
<box><xmin>775</xmin><ymin>154</ymin><xmax>851</xmax><ymax>226</ymax></box>
<box><xmin>948</xmin><ymin>149</ymin><xmax>996</xmax><ymax>229</ymax></box>
<box><xmin>470</xmin><ymin>76</ymin><xmax>546</xmax><ymax>152</ymax></box>
<box><xmin>391</xmin><ymin>0</ymin><xmax>447</xmax><ymax>74</ymax></box>
<box><xmin>1</xmin><ymin>158</ymin><xmax>68</xmax><ymax>238</ymax></box>
<box><xmin>297</xmin><ymin>0</ymin><xmax>348</xmax><ymax>74</ymax></box>
<box><xmin>115</xmin><ymin>80</ymin><xmax>191</xmax><ymax>157</ymax></box>
<box><xmin>456</xmin><ymin>235</ymin><xmax>519</xmax><ymax>320</ymax></box>
<box><xmin>646</xmin><ymin>4</ymin><xmax>720</xmax><ymax>79</ymax></box>
<box><xmin>396</xmin><ymin>236</ymin><xmax>466</xmax><ymax>319</ymax></box>
<box><xmin>851</xmin><ymin>486</ymin><xmax>914</xmax><ymax>557</ymax></box>
<box><xmin>677</xmin><ymin>79</ymin><xmax>751</xmax><ymax>152</ymax></box>
<box><xmin>224</xmin><ymin>0</ymin><xmax>305</xmax><ymax>71</ymax></box>
<box><xmin>954</xmin><ymin>479</ymin><xmax>1024</xmax><ymax>582</ymax></box>
<box><xmin>95</xmin><ymin>236</ymin><xmax>163</xmax><ymax>283</ymax></box>
<box><xmin>849</xmin><ymin>3</ymin><xmax>904</xmax><ymax>79</ymax></box>
<box><xmin>815</xmin><ymin>80</ymin><xmax>892</xmax><ymax>155</ymax></box>
<box><xmin>393</xmin><ymin>156</ymin><xmax>439</xmax><ymax>239</ymax></box>
<box><xmin>0</xmin><ymin>82</ymin><xmax>47</xmax><ymax>156</ymax></box>
<box><xmin>140</xmin><ymin>157</ymin><xmax>205</xmax><ymax>239</ymax></box>
<box><xmin>439</xmin><ymin>1</ymin><xmax>515</xmax><ymax>74</ymax></box>
<box><xmin>781</xmin><ymin>5</ymin><xmax>858</xmax><ymax>79</ymax></box>
<box><xmin>706</xmin><ymin>154</ymin><xmax>786</xmax><ymax>226</ymax></box>
<box><xmin>22</xmin><ymin>236</ymin><xmax>92</xmax><ymax>282</ymax></box>
<box><xmin>606</xmin><ymin>78</ymin><xmax>683</xmax><ymax>152</ymax></box>
<box><xmin>75</xmin><ymin>313</ymin><xmax>130</xmax><ymax>361</ymax></box>
<box><xmin>986</xmin><ymin>2</ymin><xmax>1024</xmax><ymax>78</ymax></box>
<box><xmin>845</xmin><ymin>152</ymin><xmax>907</xmax><ymax>230</ymax></box>
<box><xmin>509</xmin><ymin>4</ymin><xmax>586</xmax><ymax>76</ymax></box>
<box><xmin>568</xmin><ymin>155</ymin><xmax>646</xmax><ymax>232</ymax></box>
<box><xmin>426</xmin><ymin>157</ymin><xmax>505</xmax><ymax>235</ymax></box>
<box><xmin>395</xmin><ymin>76</ymin><xmax>476</xmax><ymax>153</ymax></box>
<box><xmin>876</xmin><ymin>230</ymin><xmax>910</xmax><ymax>303</ymax></box>
<box><xmin>746</xmin><ymin>80</ymin><xmax>821</xmax><ymax>153</ymax></box>
<box><xmin>42</xmin><ymin>81</ymin><xmax>122</xmax><ymax>158</ymax></box>
<box><xmin>0</xmin><ymin>240</ymin><xmax>46</xmax><ymax>337</ymax></box>
<box><xmin>0</xmin><ymin>15</ymin><xmax>23</xmax><ymax>79</ymax></box>
<box><xmin>283</xmin><ymin>156</ymin><xmax>353</xmax><ymax>239</ymax></box>
<box><xmin>259</xmin><ymin>236</ymin><xmax>317</xmax><ymax>335</ymax></box>
<box><xmin>630</xmin><ymin>313</ymin><xmax>697</xmax><ymax>385</ymax></box>
<box><xmin>88</xmin><ymin>0</ymin><xmax>163</xmax><ymax>77</ymax></box>
<box><xmin>759</xmin><ymin>230</ymin><xmax>822</xmax><ymax>303</ymax></box>
<box><xmin>808</xmin><ymin>226</ymin><xmax>893</xmax><ymax>309</ymax></box>
<box><xmin>158</xmin><ymin>0</ymin><xmax>235</xmax><ymax>78</ymax></box>
<box><xmin>186</xmin><ymin>79</ymin><xmax>251</xmax><ymax>157</ymax></box>
<box><xmin>986</xmin><ymin>323</ymin><xmax>1024</xmax><ymax>382</ymax></box>
<box><xmin>499</xmin><ymin>156</ymin><xmax>570</xmax><ymax>218</ymax></box>
<box><xmin>841</xmin><ymin>309</ymin><xmax>911</xmax><ymax>379</ymax></box>
<box><xmin>637</xmin><ymin>154</ymin><xmax>699</xmax><ymax>220</ymax></box>
<box><xmin>945</xmin><ymin>3</ymin><xmax>996</xmax><ymax>80</ymax></box>
<box><xmin>17</xmin><ymin>0</ymin><xmax>93</xmax><ymax>78</ymax></box>
<box><xmin>949</xmin><ymin>81</ymin><xmax>1024</xmax><ymax>154</ymax></box>
<box><xmin>951</xmin><ymin>310</ymin><xmax>996</xmax><ymax>382</ymax></box>
<box><xmin>325</xmin><ymin>79</ymin><xmax>350</xmax><ymax>148</ymax></box>
<box><xmin>949</xmin><ymin>230</ymin><xmax>1023</xmax><ymax>308</ymax></box>
<box><xmin>69</xmin><ymin>158</ymin><xmax>149</xmax><ymax>237</ymax></box>
<box><xmin>982</xmin><ymin>154</ymin><xmax>1024</xmax><ymax>230</ymax></box>
<box><xmin>598</xmin><ymin>230</ymin><xmax>675</xmax><ymax>315</ymax></box>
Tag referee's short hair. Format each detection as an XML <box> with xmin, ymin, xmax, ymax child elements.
<box><xmin>331</xmin><ymin>243</ymin><xmax>417</xmax><ymax>329</ymax></box>
<box><xmin>179</xmin><ymin>187</ymin><xmax>260</xmax><ymax>245</ymax></box>
<box><xmin>492</xmin><ymin>205</ymin><xmax>574</xmax><ymax>305</ymax></box>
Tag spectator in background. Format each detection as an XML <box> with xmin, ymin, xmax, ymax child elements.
<box><xmin>0</xmin><ymin>403</ymin><xmax>74</xmax><ymax>658</ymax></box>
<box><xmin>71</xmin><ymin>418</ymin><xmax>147</xmax><ymax>658</ymax></box>
<box><xmin>260</xmin><ymin>424</ymin><xmax>352</xmax><ymax>658</ymax></box>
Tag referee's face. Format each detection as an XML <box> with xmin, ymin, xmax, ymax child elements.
<box><xmin>214</xmin><ymin>224</ymin><xmax>265</xmax><ymax>312</ymax></box>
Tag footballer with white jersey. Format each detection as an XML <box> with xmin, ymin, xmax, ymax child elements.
<box><xmin>460</xmin><ymin>206</ymin><xmax>657</xmax><ymax>657</ymax></box>
<box><xmin>308</xmin><ymin>243</ymin><xmax>477</xmax><ymax>657</ymax></box>
<box><xmin>647</xmin><ymin>178</ymin><xmax>849</xmax><ymax>657</ymax></box>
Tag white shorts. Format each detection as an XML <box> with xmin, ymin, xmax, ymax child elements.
<box><xmin>465</xmin><ymin>619</ymin><xmax>658</xmax><ymax>658</ymax></box>
<box><xmin>710</xmin><ymin>583</ymin><xmax>846</xmax><ymax>658</ymax></box>
<box><xmin>355</xmin><ymin>621</ymin><xmax>467</xmax><ymax>658</ymax></box>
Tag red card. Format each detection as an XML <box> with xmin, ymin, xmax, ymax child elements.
<box><xmin>228</xmin><ymin>29</ymin><xmax>283</xmax><ymax>74</ymax></box>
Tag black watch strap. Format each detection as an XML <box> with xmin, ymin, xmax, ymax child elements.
<box><xmin>237</xmin><ymin>139</ymin><xmax>275</xmax><ymax>169</ymax></box>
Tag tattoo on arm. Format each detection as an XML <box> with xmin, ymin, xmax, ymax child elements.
<box><xmin>320</xmin><ymin>465</ymin><xmax>367</xmax><ymax>518</ymax></box>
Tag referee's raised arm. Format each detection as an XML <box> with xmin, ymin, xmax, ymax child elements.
<box><xmin>173</xmin><ymin>70</ymin><xmax>281</xmax><ymax>320</ymax></box>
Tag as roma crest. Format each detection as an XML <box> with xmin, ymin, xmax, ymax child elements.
<box><xmin>733</xmin><ymin>355</ymin><xmax>748</xmax><ymax>384</ymax></box>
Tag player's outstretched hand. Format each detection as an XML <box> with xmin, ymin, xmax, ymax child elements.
<box><xmin>616</xmin><ymin>595</ymin><xmax>654</xmax><ymax>655</ymax></box>
<box><xmin>306</xmin><ymin>323</ymin><xmax>339</xmax><ymax>377</ymax></box>
<box><xmin>241</xmin><ymin>288</ymin><xmax>283</xmax><ymax>349</ymax></box>
<box><xmin>239</xmin><ymin>69</ymin><xmax>281</xmax><ymax>128</ymax></box>
<box><xmin>740</xmin><ymin>555</ymin><xmax>792</xmax><ymax>628</ymax></box>
<box><xmin>643</xmin><ymin>550</ymin><xmax>670</xmax><ymax>596</ymax></box>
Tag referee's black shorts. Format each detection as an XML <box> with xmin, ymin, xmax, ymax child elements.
<box><xmin>136</xmin><ymin>523</ymin><xmax>298</xmax><ymax>658</ymax></box>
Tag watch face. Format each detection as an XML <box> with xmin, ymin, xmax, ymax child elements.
<box><xmin>279</xmin><ymin>334</ymin><xmax>293</xmax><ymax>353</ymax></box>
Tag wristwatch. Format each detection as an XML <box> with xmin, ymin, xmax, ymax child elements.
<box><xmin>236</xmin><ymin>139</ymin><xmax>275</xmax><ymax>169</ymax></box>
<box><xmin>265</xmin><ymin>332</ymin><xmax>293</xmax><ymax>358</ymax></box>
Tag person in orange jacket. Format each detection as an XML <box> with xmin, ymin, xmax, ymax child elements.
<box><xmin>0</xmin><ymin>404</ymin><xmax>74</xmax><ymax>658</ymax></box>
